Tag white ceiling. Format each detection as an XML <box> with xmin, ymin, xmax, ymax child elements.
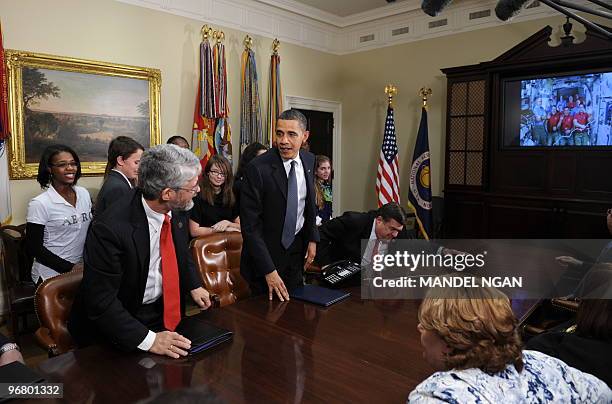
<box><xmin>289</xmin><ymin>0</ymin><xmax>410</xmax><ymax>17</ymax></box>
<box><xmin>255</xmin><ymin>0</ymin><xmax>422</xmax><ymax>27</ymax></box>
<box><xmin>117</xmin><ymin>0</ymin><xmax>559</xmax><ymax>54</ymax></box>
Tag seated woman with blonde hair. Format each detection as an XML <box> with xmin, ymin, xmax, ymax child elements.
<box><xmin>409</xmin><ymin>284</ymin><xmax>611</xmax><ymax>403</ymax></box>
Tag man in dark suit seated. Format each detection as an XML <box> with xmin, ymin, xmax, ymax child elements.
<box><xmin>69</xmin><ymin>144</ymin><xmax>211</xmax><ymax>358</ymax></box>
<box><xmin>315</xmin><ymin>202</ymin><xmax>411</xmax><ymax>268</ymax></box>
<box><xmin>240</xmin><ymin>109</ymin><xmax>319</xmax><ymax>301</ymax></box>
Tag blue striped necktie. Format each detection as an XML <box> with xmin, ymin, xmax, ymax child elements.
<box><xmin>282</xmin><ymin>160</ymin><xmax>297</xmax><ymax>249</ymax></box>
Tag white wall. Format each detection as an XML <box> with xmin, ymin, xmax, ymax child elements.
<box><xmin>0</xmin><ymin>0</ymin><xmax>584</xmax><ymax>219</ymax></box>
<box><xmin>1</xmin><ymin>0</ymin><xmax>342</xmax><ymax>223</ymax></box>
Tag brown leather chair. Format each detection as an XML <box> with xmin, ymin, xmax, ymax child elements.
<box><xmin>0</xmin><ymin>224</ymin><xmax>35</xmax><ymax>345</ymax></box>
<box><xmin>522</xmin><ymin>297</ymin><xmax>580</xmax><ymax>338</ymax></box>
<box><xmin>190</xmin><ymin>233</ymin><xmax>250</xmax><ymax>307</ymax></box>
<box><xmin>34</xmin><ymin>269</ymin><xmax>83</xmax><ymax>356</ymax></box>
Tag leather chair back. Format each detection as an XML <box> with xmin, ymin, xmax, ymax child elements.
<box><xmin>191</xmin><ymin>233</ymin><xmax>250</xmax><ymax>307</ymax></box>
<box><xmin>0</xmin><ymin>224</ymin><xmax>32</xmax><ymax>286</ymax></box>
<box><xmin>35</xmin><ymin>269</ymin><xmax>83</xmax><ymax>356</ymax></box>
<box><xmin>1</xmin><ymin>224</ymin><xmax>36</xmax><ymax>345</ymax></box>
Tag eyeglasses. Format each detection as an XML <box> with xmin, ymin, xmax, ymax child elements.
<box><xmin>174</xmin><ymin>186</ymin><xmax>199</xmax><ymax>195</ymax></box>
<box><xmin>50</xmin><ymin>162</ymin><xmax>79</xmax><ymax>169</ymax></box>
<box><xmin>208</xmin><ymin>170</ymin><xmax>226</xmax><ymax>178</ymax></box>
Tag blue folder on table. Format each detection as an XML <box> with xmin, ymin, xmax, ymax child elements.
<box><xmin>289</xmin><ymin>284</ymin><xmax>351</xmax><ymax>307</ymax></box>
<box><xmin>175</xmin><ymin>315</ymin><xmax>233</xmax><ymax>355</ymax></box>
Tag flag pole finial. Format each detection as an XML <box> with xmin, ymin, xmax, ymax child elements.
<box><xmin>385</xmin><ymin>84</ymin><xmax>397</xmax><ymax>106</ymax></box>
<box><xmin>201</xmin><ymin>25</ymin><xmax>214</xmax><ymax>40</ymax></box>
<box><xmin>272</xmin><ymin>38</ymin><xmax>280</xmax><ymax>55</ymax></box>
<box><xmin>214</xmin><ymin>30</ymin><xmax>225</xmax><ymax>44</ymax></box>
<box><xmin>244</xmin><ymin>35</ymin><xmax>253</xmax><ymax>50</ymax></box>
<box><xmin>419</xmin><ymin>87</ymin><xmax>432</xmax><ymax>108</ymax></box>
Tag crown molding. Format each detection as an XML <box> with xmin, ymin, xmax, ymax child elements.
<box><xmin>335</xmin><ymin>0</ymin><xmax>563</xmax><ymax>54</ymax></box>
<box><xmin>115</xmin><ymin>0</ymin><xmax>574</xmax><ymax>55</ymax></box>
<box><xmin>116</xmin><ymin>0</ymin><xmax>342</xmax><ymax>53</ymax></box>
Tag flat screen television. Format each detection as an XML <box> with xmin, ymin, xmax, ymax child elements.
<box><xmin>502</xmin><ymin>71</ymin><xmax>612</xmax><ymax>147</ymax></box>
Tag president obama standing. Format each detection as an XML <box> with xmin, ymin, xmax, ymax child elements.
<box><xmin>240</xmin><ymin>109</ymin><xmax>319</xmax><ymax>300</ymax></box>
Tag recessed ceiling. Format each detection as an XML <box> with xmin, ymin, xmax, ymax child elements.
<box><xmin>290</xmin><ymin>0</ymin><xmax>410</xmax><ymax>17</ymax></box>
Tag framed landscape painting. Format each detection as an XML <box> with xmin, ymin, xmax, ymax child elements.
<box><xmin>5</xmin><ymin>50</ymin><xmax>161</xmax><ymax>179</ymax></box>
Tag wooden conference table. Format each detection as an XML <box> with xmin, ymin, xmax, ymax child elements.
<box><xmin>32</xmin><ymin>288</ymin><xmax>434</xmax><ymax>403</ymax></box>
<box><xmin>31</xmin><ymin>287</ymin><xmax>538</xmax><ymax>403</ymax></box>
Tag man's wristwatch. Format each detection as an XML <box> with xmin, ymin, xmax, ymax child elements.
<box><xmin>0</xmin><ymin>343</ymin><xmax>20</xmax><ymax>354</ymax></box>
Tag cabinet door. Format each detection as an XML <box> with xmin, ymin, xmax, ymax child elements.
<box><xmin>486</xmin><ymin>201</ymin><xmax>555</xmax><ymax>238</ymax></box>
<box><xmin>445</xmin><ymin>196</ymin><xmax>485</xmax><ymax>238</ymax></box>
<box><xmin>446</xmin><ymin>79</ymin><xmax>487</xmax><ymax>190</ymax></box>
<box><xmin>557</xmin><ymin>208</ymin><xmax>610</xmax><ymax>238</ymax></box>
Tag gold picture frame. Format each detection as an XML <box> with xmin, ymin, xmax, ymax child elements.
<box><xmin>5</xmin><ymin>50</ymin><xmax>161</xmax><ymax>179</ymax></box>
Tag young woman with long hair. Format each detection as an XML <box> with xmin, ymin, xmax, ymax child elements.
<box><xmin>189</xmin><ymin>155</ymin><xmax>240</xmax><ymax>236</ymax></box>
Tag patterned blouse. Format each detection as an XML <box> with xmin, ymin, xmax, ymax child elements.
<box><xmin>408</xmin><ymin>350</ymin><xmax>611</xmax><ymax>403</ymax></box>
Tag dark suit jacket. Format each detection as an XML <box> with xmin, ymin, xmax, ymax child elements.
<box><xmin>240</xmin><ymin>148</ymin><xmax>319</xmax><ymax>286</ymax></box>
<box><xmin>233</xmin><ymin>177</ymin><xmax>244</xmax><ymax>216</ymax></box>
<box><xmin>315</xmin><ymin>210</ymin><xmax>430</xmax><ymax>266</ymax></box>
<box><xmin>95</xmin><ymin>170</ymin><xmax>132</xmax><ymax>216</ymax></box>
<box><xmin>68</xmin><ymin>190</ymin><xmax>202</xmax><ymax>351</ymax></box>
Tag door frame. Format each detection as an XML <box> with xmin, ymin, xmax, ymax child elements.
<box><xmin>285</xmin><ymin>95</ymin><xmax>342</xmax><ymax>216</ymax></box>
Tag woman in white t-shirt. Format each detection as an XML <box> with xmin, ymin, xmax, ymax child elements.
<box><xmin>25</xmin><ymin>144</ymin><xmax>92</xmax><ymax>284</ymax></box>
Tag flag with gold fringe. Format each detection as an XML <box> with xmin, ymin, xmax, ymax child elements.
<box><xmin>213</xmin><ymin>38</ymin><xmax>227</xmax><ymax>118</ymax></box>
<box><xmin>213</xmin><ymin>36</ymin><xmax>232</xmax><ymax>164</ymax></box>
<box><xmin>407</xmin><ymin>107</ymin><xmax>433</xmax><ymax>240</ymax></box>
<box><xmin>192</xmin><ymin>29</ymin><xmax>216</xmax><ymax>170</ymax></box>
<box><xmin>0</xmin><ymin>21</ymin><xmax>12</xmax><ymax>224</ymax></box>
<box><xmin>240</xmin><ymin>36</ymin><xmax>263</xmax><ymax>149</ymax></box>
<box><xmin>200</xmin><ymin>34</ymin><xmax>216</xmax><ymax>119</ymax></box>
<box><xmin>192</xmin><ymin>84</ymin><xmax>216</xmax><ymax>171</ymax></box>
<box><xmin>266</xmin><ymin>39</ymin><xmax>283</xmax><ymax>147</ymax></box>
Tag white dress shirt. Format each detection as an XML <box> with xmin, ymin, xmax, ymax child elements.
<box><xmin>111</xmin><ymin>168</ymin><xmax>133</xmax><ymax>188</ymax></box>
<box><xmin>137</xmin><ymin>197</ymin><xmax>172</xmax><ymax>351</ymax></box>
<box><xmin>361</xmin><ymin>221</ymin><xmax>389</xmax><ymax>267</ymax></box>
<box><xmin>282</xmin><ymin>156</ymin><xmax>307</xmax><ymax>235</ymax></box>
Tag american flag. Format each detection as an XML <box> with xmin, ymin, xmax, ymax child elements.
<box><xmin>376</xmin><ymin>106</ymin><xmax>401</xmax><ymax>207</ymax></box>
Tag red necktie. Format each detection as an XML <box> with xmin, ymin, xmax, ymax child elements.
<box><xmin>161</xmin><ymin>214</ymin><xmax>181</xmax><ymax>331</ymax></box>
<box><xmin>372</xmin><ymin>239</ymin><xmax>381</xmax><ymax>260</ymax></box>
<box><xmin>370</xmin><ymin>239</ymin><xmax>380</xmax><ymax>264</ymax></box>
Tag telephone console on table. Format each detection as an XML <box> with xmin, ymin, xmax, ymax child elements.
<box><xmin>321</xmin><ymin>260</ymin><xmax>361</xmax><ymax>287</ymax></box>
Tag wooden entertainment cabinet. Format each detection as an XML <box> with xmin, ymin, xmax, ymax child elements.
<box><xmin>441</xmin><ymin>24</ymin><xmax>612</xmax><ymax>238</ymax></box>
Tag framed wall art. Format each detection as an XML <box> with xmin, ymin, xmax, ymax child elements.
<box><xmin>5</xmin><ymin>50</ymin><xmax>161</xmax><ymax>179</ymax></box>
